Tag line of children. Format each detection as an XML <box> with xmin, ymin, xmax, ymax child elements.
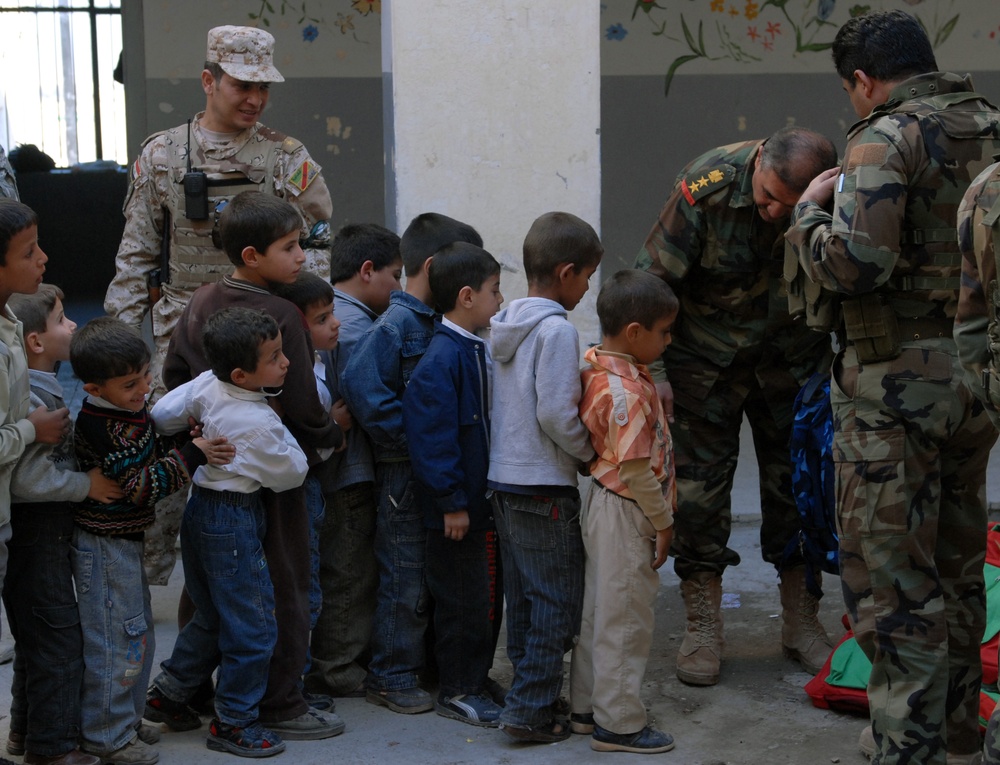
<box><xmin>0</xmin><ymin>195</ymin><xmax>685</xmax><ymax>760</ymax></box>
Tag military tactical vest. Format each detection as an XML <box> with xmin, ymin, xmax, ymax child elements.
<box><xmin>980</xmin><ymin>176</ymin><xmax>1000</xmax><ymax>409</ymax></box>
<box><xmin>152</xmin><ymin>123</ymin><xmax>301</xmax><ymax>289</ymax></box>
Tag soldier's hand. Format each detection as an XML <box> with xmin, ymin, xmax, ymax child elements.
<box><xmin>29</xmin><ymin>405</ymin><xmax>70</xmax><ymax>445</ymax></box>
<box><xmin>656</xmin><ymin>381</ymin><xmax>674</xmax><ymax>423</ymax></box>
<box><xmin>798</xmin><ymin>167</ymin><xmax>840</xmax><ymax>208</ymax></box>
<box><xmin>86</xmin><ymin>466</ymin><xmax>125</xmax><ymax>504</ymax></box>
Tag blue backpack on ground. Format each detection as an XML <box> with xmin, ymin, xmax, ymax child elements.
<box><xmin>784</xmin><ymin>372</ymin><xmax>838</xmax><ymax>598</ymax></box>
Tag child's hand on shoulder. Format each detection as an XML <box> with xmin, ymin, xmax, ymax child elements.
<box><xmin>194</xmin><ymin>436</ymin><xmax>236</xmax><ymax>465</ymax></box>
<box><xmin>652</xmin><ymin>526</ymin><xmax>673</xmax><ymax>571</ymax></box>
<box><xmin>29</xmin><ymin>405</ymin><xmax>70</xmax><ymax>445</ymax></box>
<box><xmin>443</xmin><ymin>510</ymin><xmax>469</xmax><ymax>542</ymax></box>
<box><xmin>86</xmin><ymin>466</ymin><xmax>125</xmax><ymax>504</ymax></box>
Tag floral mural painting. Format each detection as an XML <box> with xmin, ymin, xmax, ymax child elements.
<box><xmin>605</xmin><ymin>0</ymin><xmax>959</xmax><ymax>98</ymax></box>
<box><xmin>249</xmin><ymin>0</ymin><xmax>381</xmax><ymax>44</ymax></box>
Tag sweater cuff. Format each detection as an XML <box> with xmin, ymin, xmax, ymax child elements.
<box><xmin>618</xmin><ymin>457</ymin><xmax>673</xmax><ymax>531</ymax></box>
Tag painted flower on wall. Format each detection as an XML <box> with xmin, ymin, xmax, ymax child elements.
<box><xmin>351</xmin><ymin>0</ymin><xmax>381</xmax><ymax>14</ymax></box>
<box><xmin>606</xmin><ymin>23</ymin><xmax>629</xmax><ymax>40</ymax></box>
<box><xmin>335</xmin><ymin>13</ymin><xmax>355</xmax><ymax>34</ymax></box>
<box><xmin>302</xmin><ymin>24</ymin><xmax>319</xmax><ymax>42</ymax></box>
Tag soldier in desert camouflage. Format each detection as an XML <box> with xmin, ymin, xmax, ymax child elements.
<box><xmin>634</xmin><ymin>126</ymin><xmax>838</xmax><ymax>686</ymax></box>
<box><xmin>104</xmin><ymin>25</ymin><xmax>333</xmax><ymax>586</ymax></box>
<box><xmin>786</xmin><ymin>10</ymin><xmax>1000</xmax><ymax>765</ymax></box>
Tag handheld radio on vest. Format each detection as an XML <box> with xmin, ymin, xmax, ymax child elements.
<box><xmin>183</xmin><ymin>118</ymin><xmax>209</xmax><ymax>220</ymax></box>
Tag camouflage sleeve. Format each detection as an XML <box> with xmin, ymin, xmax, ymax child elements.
<box><xmin>104</xmin><ymin>143</ymin><xmax>167</xmax><ymax>327</ymax></box>
<box><xmin>955</xmin><ymin>163</ymin><xmax>1000</xmax><ymax>419</ymax></box>
<box><xmin>279</xmin><ymin>140</ymin><xmax>333</xmax><ymax>281</ymax></box>
<box><xmin>786</xmin><ymin>122</ymin><xmax>909</xmax><ymax>295</ymax></box>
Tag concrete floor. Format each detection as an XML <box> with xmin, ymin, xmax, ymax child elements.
<box><xmin>0</xmin><ymin>300</ymin><xmax>997</xmax><ymax>763</ymax></box>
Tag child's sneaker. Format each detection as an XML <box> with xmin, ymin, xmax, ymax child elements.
<box><xmin>84</xmin><ymin>737</ymin><xmax>159</xmax><ymax>765</ymax></box>
<box><xmin>434</xmin><ymin>693</ymin><xmax>503</xmax><ymax>727</ymax></box>
<box><xmin>590</xmin><ymin>724</ymin><xmax>675</xmax><ymax>754</ymax></box>
<box><xmin>144</xmin><ymin>686</ymin><xmax>202</xmax><ymax>731</ymax></box>
<box><xmin>206</xmin><ymin>719</ymin><xmax>286</xmax><ymax>759</ymax></box>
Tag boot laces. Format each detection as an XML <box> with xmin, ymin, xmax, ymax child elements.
<box><xmin>689</xmin><ymin>581</ymin><xmax>717</xmax><ymax>647</ymax></box>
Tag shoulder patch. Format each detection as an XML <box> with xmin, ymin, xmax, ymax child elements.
<box><xmin>847</xmin><ymin>143</ymin><xmax>887</xmax><ymax>171</ymax></box>
<box><xmin>680</xmin><ymin>165</ymin><xmax>735</xmax><ymax>205</ymax></box>
<box><xmin>288</xmin><ymin>159</ymin><xmax>320</xmax><ymax>193</ymax></box>
<box><xmin>607</xmin><ymin>374</ymin><xmax>630</xmax><ymax>427</ymax></box>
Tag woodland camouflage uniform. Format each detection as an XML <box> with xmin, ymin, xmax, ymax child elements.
<box><xmin>786</xmin><ymin>71</ymin><xmax>1000</xmax><ymax>765</ymax></box>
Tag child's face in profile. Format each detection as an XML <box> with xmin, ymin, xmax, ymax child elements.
<box><xmin>629</xmin><ymin>313</ymin><xmax>675</xmax><ymax>365</ymax></box>
<box><xmin>256</xmin><ymin>229</ymin><xmax>306</xmax><ymax>286</ymax></box>
<box><xmin>87</xmin><ymin>364</ymin><xmax>152</xmax><ymax>412</ymax></box>
<box><xmin>39</xmin><ymin>296</ymin><xmax>76</xmax><ymax>363</ymax></box>
<box><xmin>305</xmin><ymin>300</ymin><xmax>340</xmax><ymax>352</ymax></box>
<box><xmin>559</xmin><ymin>262</ymin><xmax>599</xmax><ymax>311</ymax></box>
<box><xmin>468</xmin><ymin>273</ymin><xmax>503</xmax><ymax>331</ymax></box>
<box><xmin>368</xmin><ymin>258</ymin><xmax>403</xmax><ymax>314</ymax></box>
<box><xmin>238</xmin><ymin>333</ymin><xmax>289</xmax><ymax>390</ymax></box>
<box><xmin>0</xmin><ymin>224</ymin><xmax>47</xmax><ymax>296</ymax></box>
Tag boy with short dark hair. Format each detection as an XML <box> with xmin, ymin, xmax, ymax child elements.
<box><xmin>403</xmin><ymin>242</ymin><xmax>504</xmax><ymax>726</ymax></box>
<box><xmin>157</xmin><ymin>190</ymin><xmax>345</xmax><ymax>741</ymax></box>
<box><xmin>569</xmin><ymin>269</ymin><xmax>678</xmax><ymax>755</ymax></box>
<box><xmin>342</xmin><ymin>213</ymin><xmax>481</xmax><ymax>714</ymax></box>
<box><xmin>4</xmin><ymin>285</ymin><xmax>122</xmax><ymax>765</ymax></box>
<box><xmin>148</xmin><ymin>307</ymin><xmax>309</xmax><ymax>758</ymax></box>
<box><xmin>70</xmin><ymin>316</ymin><xmax>231</xmax><ymax>765</ymax></box>
<box><xmin>305</xmin><ymin>223</ymin><xmax>401</xmax><ymax>699</ymax></box>
<box><xmin>489</xmin><ymin>211</ymin><xmax>603</xmax><ymax>743</ymax></box>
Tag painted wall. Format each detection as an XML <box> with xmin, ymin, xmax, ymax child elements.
<box><xmin>127</xmin><ymin>0</ymin><xmax>1000</xmax><ymax>279</ymax></box>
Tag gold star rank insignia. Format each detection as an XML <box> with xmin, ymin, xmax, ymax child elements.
<box><xmin>680</xmin><ymin>164</ymin><xmax>736</xmax><ymax>205</ymax></box>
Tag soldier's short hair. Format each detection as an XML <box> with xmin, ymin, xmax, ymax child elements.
<box><xmin>597</xmin><ymin>269</ymin><xmax>678</xmax><ymax>338</ymax></box>
<box><xmin>329</xmin><ymin>223</ymin><xmax>401</xmax><ymax>284</ymax></box>
<box><xmin>0</xmin><ymin>198</ymin><xmax>38</xmax><ymax>266</ymax></box>
<box><xmin>203</xmin><ymin>61</ymin><xmax>225</xmax><ymax>84</ymax></box>
<box><xmin>70</xmin><ymin>317</ymin><xmax>150</xmax><ymax>385</ymax></box>
<box><xmin>202</xmin><ymin>307</ymin><xmax>279</xmax><ymax>383</ymax></box>
<box><xmin>428</xmin><ymin>242</ymin><xmax>500</xmax><ymax>314</ymax></box>
<box><xmin>760</xmin><ymin>127</ymin><xmax>839</xmax><ymax>195</ymax></box>
<box><xmin>219</xmin><ymin>191</ymin><xmax>302</xmax><ymax>267</ymax></box>
<box><xmin>8</xmin><ymin>283</ymin><xmax>64</xmax><ymax>336</ymax></box>
<box><xmin>273</xmin><ymin>271</ymin><xmax>334</xmax><ymax>313</ymax></box>
<box><xmin>523</xmin><ymin>211</ymin><xmax>604</xmax><ymax>287</ymax></box>
<box><xmin>400</xmin><ymin>213</ymin><xmax>482</xmax><ymax>278</ymax></box>
<box><xmin>833</xmin><ymin>10</ymin><xmax>937</xmax><ymax>87</ymax></box>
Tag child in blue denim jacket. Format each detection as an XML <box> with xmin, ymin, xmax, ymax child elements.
<box><xmin>341</xmin><ymin>213</ymin><xmax>482</xmax><ymax>714</ymax></box>
<box><xmin>403</xmin><ymin>243</ymin><xmax>504</xmax><ymax>727</ymax></box>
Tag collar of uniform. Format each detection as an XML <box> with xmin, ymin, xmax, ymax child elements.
<box><xmin>729</xmin><ymin>140</ymin><xmax>765</xmax><ymax>211</ymax></box>
<box><xmin>192</xmin><ymin>112</ymin><xmax>259</xmax><ymax>159</ymax></box>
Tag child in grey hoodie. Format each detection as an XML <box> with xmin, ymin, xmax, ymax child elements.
<box><xmin>488</xmin><ymin>211</ymin><xmax>602</xmax><ymax>743</ymax></box>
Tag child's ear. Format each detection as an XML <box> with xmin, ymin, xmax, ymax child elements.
<box><xmin>359</xmin><ymin>260</ymin><xmax>376</xmax><ymax>282</ymax></box>
<box><xmin>557</xmin><ymin>263</ymin><xmax>576</xmax><ymax>283</ymax></box>
<box><xmin>82</xmin><ymin>382</ymin><xmax>102</xmax><ymax>398</ymax></box>
<box><xmin>625</xmin><ymin>321</ymin><xmax>642</xmax><ymax>342</ymax></box>
<box><xmin>457</xmin><ymin>285</ymin><xmax>474</xmax><ymax>308</ymax></box>
<box><xmin>24</xmin><ymin>330</ymin><xmax>43</xmax><ymax>356</ymax></box>
<box><xmin>421</xmin><ymin>256</ymin><xmax>434</xmax><ymax>277</ymax></box>
<box><xmin>241</xmin><ymin>246</ymin><xmax>261</xmax><ymax>269</ymax></box>
<box><xmin>230</xmin><ymin>367</ymin><xmax>248</xmax><ymax>386</ymax></box>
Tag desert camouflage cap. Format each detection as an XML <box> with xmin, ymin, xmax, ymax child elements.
<box><xmin>206</xmin><ymin>25</ymin><xmax>284</xmax><ymax>83</ymax></box>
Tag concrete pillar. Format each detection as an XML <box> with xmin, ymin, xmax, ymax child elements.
<box><xmin>382</xmin><ymin>0</ymin><xmax>601</xmax><ymax>341</ymax></box>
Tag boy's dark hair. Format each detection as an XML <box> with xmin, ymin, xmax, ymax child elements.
<box><xmin>428</xmin><ymin>242</ymin><xmax>501</xmax><ymax>314</ymax></box>
<box><xmin>759</xmin><ymin>127</ymin><xmax>838</xmax><ymax>195</ymax></box>
<box><xmin>8</xmin><ymin>283</ymin><xmax>64</xmax><ymax>336</ymax></box>
<box><xmin>523</xmin><ymin>211</ymin><xmax>603</xmax><ymax>286</ymax></box>
<box><xmin>597</xmin><ymin>269</ymin><xmax>679</xmax><ymax>337</ymax></box>
<box><xmin>202</xmin><ymin>307</ymin><xmax>280</xmax><ymax>383</ymax></box>
<box><xmin>273</xmin><ymin>270</ymin><xmax>334</xmax><ymax>313</ymax></box>
<box><xmin>329</xmin><ymin>223</ymin><xmax>401</xmax><ymax>284</ymax></box>
<box><xmin>70</xmin><ymin>316</ymin><xmax>151</xmax><ymax>384</ymax></box>
<box><xmin>833</xmin><ymin>10</ymin><xmax>937</xmax><ymax>87</ymax></box>
<box><xmin>218</xmin><ymin>191</ymin><xmax>302</xmax><ymax>267</ymax></box>
<box><xmin>399</xmin><ymin>213</ymin><xmax>482</xmax><ymax>277</ymax></box>
<box><xmin>0</xmin><ymin>198</ymin><xmax>38</xmax><ymax>267</ymax></box>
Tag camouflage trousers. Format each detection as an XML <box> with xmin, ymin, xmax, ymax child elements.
<box><xmin>833</xmin><ymin>343</ymin><xmax>995</xmax><ymax>765</ymax></box>
<box><xmin>670</xmin><ymin>360</ymin><xmax>802</xmax><ymax>581</ymax></box>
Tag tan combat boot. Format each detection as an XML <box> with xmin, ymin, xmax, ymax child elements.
<box><xmin>676</xmin><ymin>572</ymin><xmax>724</xmax><ymax>686</ymax></box>
<box><xmin>779</xmin><ymin>565</ymin><xmax>834</xmax><ymax>675</ymax></box>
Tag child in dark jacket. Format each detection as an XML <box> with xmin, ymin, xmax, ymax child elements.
<box><xmin>402</xmin><ymin>243</ymin><xmax>504</xmax><ymax>727</ymax></box>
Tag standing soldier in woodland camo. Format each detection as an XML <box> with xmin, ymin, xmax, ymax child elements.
<box><xmin>787</xmin><ymin>10</ymin><xmax>1000</xmax><ymax>765</ymax></box>
<box><xmin>634</xmin><ymin>125</ymin><xmax>838</xmax><ymax>687</ymax></box>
